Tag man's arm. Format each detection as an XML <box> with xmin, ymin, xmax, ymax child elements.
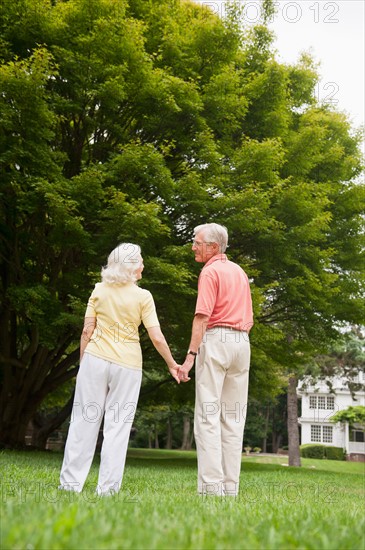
<box><xmin>179</xmin><ymin>313</ymin><xmax>210</xmax><ymax>381</ymax></box>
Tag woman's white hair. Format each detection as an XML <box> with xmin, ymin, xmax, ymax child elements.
<box><xmin>194</xmin><ymin>223</ymin><xmax>228</xmax><ymax>253</ymax></box>
<box><xmin>101</xmin><ymin>243</ymin><xmax>142</xmax><ymax>284</ymax></box>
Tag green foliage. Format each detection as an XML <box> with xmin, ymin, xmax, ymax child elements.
<box><xmin>300</xmin><ymin>444</ymin><xmax>326</xmax><ymax>459</ymax></box>
<box><xmin>300</xmin><ymin>444</ymin><xmax>345</xmax><ymax>461</ymax></box>
<box><xmin>331</xmin><ymin>406</ymin><xmax>365</xmax><ymax>427</ymax></box>
<box><xmin>303</xmin><ymin>329</ymin><xmax>365</xmax><ymax>395</ymax></box>
<box><xmin>324</xmin><ymin>446</ymin><xmax>346</xmax><ymax>461</ymax></box>
<box><xmin>0</xmin><ymin>0</ymin><xmax>364</xmax><ymax>447</ymax></box>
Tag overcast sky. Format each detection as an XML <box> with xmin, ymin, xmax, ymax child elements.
<box><xmin>194</xmin><ymin>1</ymin><xmax>365</xmax><ymax>131</ymax></box>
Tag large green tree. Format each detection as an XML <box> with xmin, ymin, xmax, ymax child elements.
<box><xmin>0</xmin><ymin>0</ymin><xmax>363</xmax><ymax>450</ymax></box>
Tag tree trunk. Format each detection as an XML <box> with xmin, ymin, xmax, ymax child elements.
<box><xmin>273</xmin><ymin>433</ymin><xmax>283</xmax><ymax>454</ymax></box>
<box><xmin>189</xmin><ymin>428</ymin><xmax>195</xmax><ymax>449</ymax></box>
<box><xmin>287</xmin><ymin>375</ymin><xmax>301</xmax><ymax>467</ymax></box>
<box><xmin>31</xmin><ymin>393</ymin><xmax>75</xmax><ymax>449</ymax></box>
<box><xmin>262</xmin><ymin>405</ymin><xmax>270</xmax><ymax>453</ymax></box>
<box><xmin>165</xmin><ymin>417</ymin><xmax>173</xmax><ymax>449</ymax></box>
<box><xmin>181</xmin><ymin>414</ymin><xmax>192</xmax><ymax>450</ymax></box>
<box><xmin>0</xmin><ymin>342</ymin><xmax>79</xmax><ymax>448</ymax></box>
<box><xmin>154</xmin><ymin>424</ymin><xmax>159</xmax><ymax>449</ymax></box>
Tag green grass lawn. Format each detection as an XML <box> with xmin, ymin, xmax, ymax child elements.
<box><xmin>1</xmin><ymin>449</ymin><xmax>364</xmax><ymax>550</ymax></box>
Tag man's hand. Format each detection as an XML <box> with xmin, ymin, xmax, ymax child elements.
<box><xmin>178</xmin><ymin>356</ymin><xmax>195</xmax><ymax>382</ymax></box>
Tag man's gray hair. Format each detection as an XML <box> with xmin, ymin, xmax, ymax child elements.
<box><xmin>101</xmin><ymin>243</ymin><xmax>142</xmax><ymax>284</ymax></box>
<box><xmin>194</xmin><ymin>223</ymin><xmax>228</xmax><ymax>253</ymax></box>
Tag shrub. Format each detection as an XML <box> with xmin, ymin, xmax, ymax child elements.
<box><xmin>300</xmin><ymin>444</ymin><xmax>345</xmax><ymax>460</ymax></box>
<box><xmin>325</xmin><ymin>446</ymin><xmax>346</xmax><ymax>461</ymax></box>
<box><xmin>300</xmin><ymin>444</ymin><xmax>326</xmax><ymax>459</ymax></box>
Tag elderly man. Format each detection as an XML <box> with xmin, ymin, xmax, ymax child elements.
<box><xmin>179</xmin><ymin>223</ymin><xmax>253</xmax><ymax>497</ymax></box>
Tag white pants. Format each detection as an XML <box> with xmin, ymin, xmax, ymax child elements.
<box><xmin>194</xmin><ymin>328</ymin><xmax>250</xmax><ymax>496</ymax></box>
<box><xmin>59</xmin><ymin>353</ymin><xmax>142</xmax><ymax>495</ymax></box>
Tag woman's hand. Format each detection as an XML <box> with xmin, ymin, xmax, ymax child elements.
<box><xmin>168</xmin><ymin>363</ymin><xmax>182</xmax><ymax>384</ymax></box>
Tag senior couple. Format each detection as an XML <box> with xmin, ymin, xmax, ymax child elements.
<box><xmin>59</xmin><ymin>223</ymin><xmax>253</xmax><ymax>497</ymax></box>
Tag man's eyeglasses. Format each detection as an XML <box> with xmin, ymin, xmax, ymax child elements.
<box><xmin>192</xmin><ymin>240</ymin><xmax>213</xmax><ymax>247</ymax></box>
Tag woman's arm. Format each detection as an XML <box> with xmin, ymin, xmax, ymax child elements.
<box><xmin>80</xmin><ymin>317</ymin><xmax>96</xmax><ymax>362</ymax></box>
<box><xmin>146</xmin><ymin>326</ymin><xmax>180</xmax><ymax>383</ymax></box>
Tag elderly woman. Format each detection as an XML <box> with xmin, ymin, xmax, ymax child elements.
<box><xmin>59</xmin><ymin>243</ymin><xmax>180</xmax><ymax>496</ymax></box>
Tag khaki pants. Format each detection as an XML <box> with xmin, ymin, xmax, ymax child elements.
<box><xmin>194</xmin><ymin>328</ymin><xmax>250</xmax><ymax>496</ymax></box>
<box><xmin>60</xmin><ymin>353</ymin><xmax>142</xmax><ymax>495</ymax></box>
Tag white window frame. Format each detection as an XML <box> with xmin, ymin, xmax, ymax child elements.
<box><xmin>309</xmin><ymin>396</ymin><xmax>317</xmax><ymax>409</ymax></box>
<box><xmin>322</xmin><ymin>426</ymin><xmax>333</xmax><ymax>443</ymax></box>
<box><xmin>310</xmin><ymin>425</ymin><xmax>321</xmax><ymax>442</ymax></box>
<box><xmin>318</xmin><ymin>396</ymin><xmax>326</xmax><ymax>409</ymax></box>
<box><xmin>310</xmin><ymin>424</ymin><xmax>333</xmax><ymax>443</ymax></box>
<box><xmin>326</xmin><ymin>396</ymin><xmax>335</xmax><ymax>410</ymax></box>
<box><xmin>308</xmin><ymin>395</ymin><xmax>335</xmax><ymax>410</ymax></box>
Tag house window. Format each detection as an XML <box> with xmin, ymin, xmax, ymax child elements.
<box><xmin>322</xmin><ymin>426</ymin><xmax>333</xmax><ymax>443</ymax></box>
<box><xmin>309</xmin><ymin>396</ymin><xmax>317</xmax><ymax>409</ymax></box>
<box><xmin>326</xmin><ymin>396</ymin><xmax>335</xmax><ymax>410</ymax></box>
<box><xmin>350</xmin><ymin>430</ymin><xmax>365</xmax><ymax>443</ymax></box>
<box><xmin>310</xmin><ymin>425</ymin><xmax>333</xmax><ymax>443</ymax></box>
<box><xmin>311</xmin><ymin>425</ymin><xmax>321</xmax><ymax>442</ymax></box>
<box><xmin>309</xmin><ymin>395</ymin><xmax>335</xmax><ymax>410</ymax></box>
<box><xmin>318</xmin><ymin>396</ymin><xmax>326</xmax><ymax>409</ymax></box>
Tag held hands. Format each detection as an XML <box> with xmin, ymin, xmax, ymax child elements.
<box><xmin>177</xmin><ymin>355</ymin><xmax>195</xmax><ymax>383</ymax></box>
<box><xmin>168</xmin><ymin>355</ymin><xmax>195</xmax><ymax>383</ymax></box>
<box><xmin>168</xmin><ymin>363</ymin><xmax>181</xmax><ymax>384</ymax></box>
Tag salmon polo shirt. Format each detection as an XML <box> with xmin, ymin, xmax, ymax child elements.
<box><xmin>195</xmin><ymin>254</ymin><xmax>253</xmax><ymax>332</ymax></box>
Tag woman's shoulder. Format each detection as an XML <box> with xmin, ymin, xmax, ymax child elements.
<box><xmin>90</xmin><ymin>282</ymin><xmax>123</xmax><ymax>295</ymax></box>
<box><xmin>93</xmin><ymin>281</ymin><xmax>153</xmax><ymax>297</ymax></box>
<box><xmin>88</xmin><ymin>282</ymin><xmax>102</xmax><ymax>294</ymax></box>
<box><xmin>134</xmin><ymin>284</ymin><xmax>153</xmax><ymax>298</ymax></box>
<box><xmin>98</xmin><ymin>281</ymin><xmax>152</xmax><ymax>296</ymax></box>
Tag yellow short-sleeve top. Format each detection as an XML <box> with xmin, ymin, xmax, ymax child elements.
<box><xmin>84</xmin><ymin>282</ymin><xmax>159</xmax><ymax>370</ymax></box>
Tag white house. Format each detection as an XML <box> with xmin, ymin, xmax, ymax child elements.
<box><xmin>297</xmin><ymin>373</ymin><xmax>365</xmax><ymax>459</ymax></box>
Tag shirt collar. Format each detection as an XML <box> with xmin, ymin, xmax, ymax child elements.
<box><xmin>203</xmin><ymin>254</ymin><xmax>227</xmax><ymax>268</ymax></box>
